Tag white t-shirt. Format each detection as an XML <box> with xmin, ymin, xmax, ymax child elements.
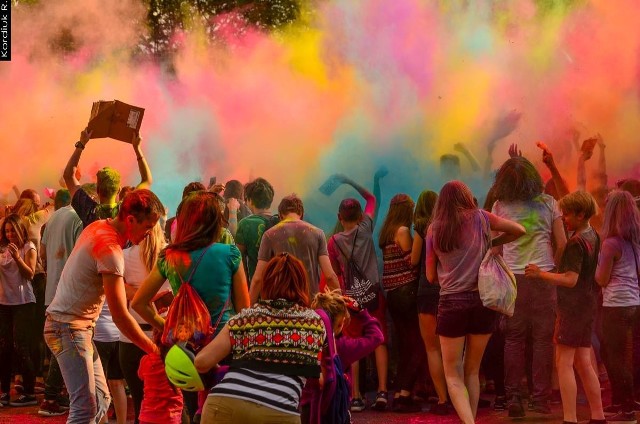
<box><xmin>46</xmin><ymin>220</ymin><xmax>125</xmax><ymax>325</ymax></box>
<box><xmin>25</xmin><ymin>205</ymin><xmax>54</xmax><ymax>274</ymax></box>
<box><xmin>492</xmin><ymin>194</ymin><xmax>561</xmax><ymax>273</ymax></box>
<box><xmin>0</xmin><ymin>242</ymin><xmax>36</xmax><ymax>305</ymax></box>
<box><xmin>120</xmin><ymin>245</ymin><xmax>171</xmax><ymax>343</ymax></box>
<box><xmin>41</xmin><ymin>206</ymin><xmax>83</xmax><ymax>305</ymax></box>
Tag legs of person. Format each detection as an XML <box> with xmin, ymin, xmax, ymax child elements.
<box><xmin>32</xmin><ymin>273</ymin><xmax>47</xmax><ymax>377</ymax></box>
<box><xmin>483</xmin><ymin>327</ymin><xmax>506</xmax><ymax>397</ymax></box>
<box><xmin>0</xmin><ymin>305</ymin><xmax>13</xmax><ymax>396</ymax></box>
<box><xmin>463</xmin><ymin>333</ymin><xmax>492</xmax><ymax>419</ymax></box>
<box><xmin>44</xmin><ymin>318</ymin><xmax>111</xmax><ymax>424</ymax></box>
<box><xmin>107</xmin><ymin>379</ymin><xmax>127</xmax><ymax>424</ymax></box>
<box><xmin>504</xmin><ymin>275</ymin><xmax>530</xmax><ymax>400</ymax></box>
<box><xmin>529</xmin><ymin>279</ymin><xmax>555</xmax><ymax>404</ymax></box>
<box><xmin>387</xmin><ymin>284</ymin><xmax>421</xmax><ymax>395</ymax></box>
<box><xmin>43</xmin><ymin>353</ymin><xmax>64</xmax><ymax>401</ymax></box>
<box><xmin>13</xmin><ymin>303</ymin><xmax>37</xmax><ymax>394</ymax></box>
<box><xmin>574</xmin><ymin>346</ymin><xmax>605</xmax><ymax>420</ymax></box>
<box><xmin>440</xmin><ymin>335</ymin><xmax>474</xmax><ymax>424</ymax></box>
<box><xmin>555</xmin><ymin>344</ymin><xmax>578</xmax><ymax>422</ymax></box>
<box><xmin>119</xmin><ymin>341</ymin><xmax>145</xmax><ymax>423</ymax></box>
<box><xmin>419</xmin><ymin>312</ymin><xmax>447</xmax><ymax>403</ymax></box>
<box><xmin>602</xmin><ymin>306</ymin><xmax>636</xmax><ymax>412</ymax></box>
<box><xmin>351</xmin><ymin>360</ymin><xmax>362</xmax><ymax>399</ymax></box>
<box><xmin>374</xmin><ymin>344</ymin><xmax>388</xmax><ymax>392</ymax></box>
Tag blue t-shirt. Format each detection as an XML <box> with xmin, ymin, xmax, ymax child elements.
<box><xmin>158</xmin><ymin>243</ymin><xmax>241</xmax><ymax>335</ymax></box>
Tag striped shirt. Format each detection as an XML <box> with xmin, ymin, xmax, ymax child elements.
<box><xmin>382</xmin><ymin>242</ymin><xmax>418</xmax><ymax>291</ymax></box>
<box><xmin>210</xmin><ymin>368</ymin><xmax>306</xmax><ymax>415</ymax></box>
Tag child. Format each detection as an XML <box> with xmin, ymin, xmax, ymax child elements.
<box><xmin>137</xmin><ymin>332</ymin><xmax>183</xmax><ymax>424</ymax></box>
<box><xmin>301</xmin><ymin>289</ymin><xmax>384</xmax><ymax>424</ymax></box>
<box><xmin>525</xmin><ymin>191</ymin><xmax>605</xmax><ymax>424</ymax></box>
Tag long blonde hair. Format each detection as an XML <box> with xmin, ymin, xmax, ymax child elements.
<box><xmin>139</xmin><ymin>222</ymin><xmax>167</xmax><ymax>272</ymax></box>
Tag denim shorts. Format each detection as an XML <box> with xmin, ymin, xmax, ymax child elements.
<box><xmin>436</xmin><ymin>291</ymin><xmax>497</xmax><ymax>338</ymax></box>
<box><xmin>417</xmin><ymin>292</ymin><xmax>439</xmax><ymax>316</ymax></box>
<box><xmin>554</xmin><ymin>312</ymin><xmax>593</xmax><ymax>348</ymax></box>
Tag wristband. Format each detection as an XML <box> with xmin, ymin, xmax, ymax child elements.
<box><xmin>136</xmin><ymin>156</ymin><xmax>144</xmax><ymax>161</ymax></box>
<box><xmin>74</xmin><ymin>141</ymin><xmax>85</xmax><ymax>150</ymax></box>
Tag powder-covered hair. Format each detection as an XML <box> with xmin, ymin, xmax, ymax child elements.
<box><xmin>413</xmin><ymin>190</ymin><xmax>438</xmax><ymax>238</ymax></box>
<box><xmin>139</xmin><ymin>222</ymin><xmax>167</xmax><ymax>273</ymax></box>
<box><xmin>601</xmin><ymin>190</ymin><xmax>640</xmax><ymax>244</ymax></box>
<box><xmin>311</xmin><ymin>288</ymin><xmax>349</xmax><ymax>328</ymax></box>
<box><xmin>261</xmin><ymin>253</ymin><xmax>310</xmax><ymax>307</ymax></box>
<box><xmin>431</xmin><ymin>181</ymin><xmax>477</xmax><ymax>253</ymax></box>
<box><xmin>559</xmin><ymin>191</ymin><xmax>597</xmax><ymax>220</ymax></box>
<box><xmin>493</xmin><ymin>157</ymin><xmax>543</xmax><ymax>202</ymax></box>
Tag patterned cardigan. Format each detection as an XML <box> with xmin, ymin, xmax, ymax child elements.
<box><xmin>227</xmin><ymin>299</ymin><xmax>326</xmax><ymax>377</ymax></box>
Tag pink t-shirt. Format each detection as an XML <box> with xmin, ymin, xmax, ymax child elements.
<box><xmin>138</xmin><ymin>353</ymin><xmax>183</xmax><ymax>424</ymax></box>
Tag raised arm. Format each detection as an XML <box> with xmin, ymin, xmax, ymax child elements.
<box><xmin>594</xmin><ymin>133</ymin><xmax>608</xmax><ymax>192</ymax></box>
<box><xmin>453</xmin><ymin>142</ymin><xmax>481</xmax><ymax>173</ymax></box>
<box><xmin>132</xmin><ymin>132</ymin><xmax>152</xmax><ymax>189</ymax></box>
<box><xmin>372</xmin><ymin>166</ymin><xmax>387</xmax><ymax>226</ymax></box>
<box><xmin>63</xmin><ymin>128</ymin><xmax>92</xmax><ymax>198</ymax></box>
<box><xmin>541</xmin><ymin>146</ymin><xmax>570</xmax><ymax>198</ymax></box>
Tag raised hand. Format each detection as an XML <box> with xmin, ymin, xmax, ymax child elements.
<box><xmin>508</xmin><ymin>143</ymin><xmax>522</xmax><ymax>158</ymax></box>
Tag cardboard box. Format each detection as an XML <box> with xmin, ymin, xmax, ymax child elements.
<box><xmin>87</xmin><ymin>100</ymin><xmax>145</xmax><ymax>143</ymax></box>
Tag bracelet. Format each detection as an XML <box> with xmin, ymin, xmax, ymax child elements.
<box><xmin>74</xmin><ymin>141</ymin><xmax>85</xmax><ymax>150</ymax></box>
<box><xmin>136</xmin><ymin>156</ymin><xmax>144</xmax><ymax>161</ymax></box>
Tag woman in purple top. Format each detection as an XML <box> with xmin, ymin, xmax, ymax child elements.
<box><xmin>426</xmin><ymin>181</ymin><xmax>524</xmax><ymax>424</ymax></box>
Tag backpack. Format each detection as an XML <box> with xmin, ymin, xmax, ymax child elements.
<box><xmin>316</xmin><ymin>309</ymin><xmax>351</xmax><ymax>424</ymax></box>
<box><xmin>162</xmin><ymin>245</ymin><xmax>228</xmax><ymax>349</ymax></box>
<box><xmin>332</xmin><ymin>228</ymin><xmax>379</xmax><ymax>311</ymax></box>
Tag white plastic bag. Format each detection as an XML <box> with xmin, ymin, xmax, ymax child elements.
<box><xmin>478</xmin><ymin>250</ymin><xmax>517</xmax><ymax>316</ymax></box>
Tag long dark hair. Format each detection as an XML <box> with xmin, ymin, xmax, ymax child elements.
<box><xmin>161</xmin><ymin>191</ymin><xmax>222</xmax><ymax>270</ymax></box>
<box><xmin>413</xmin><ymin>190</ymin><xmax>438</xmax><ymax>238</ymax></box>
<box><xmin>378</xmin><ymin>194</ymin><xmax>415</xmax><ymax>248</ymax></box>
<box><xmin>492</xmin><ymin>157</ymin><xmax>543</xmax><ymax>202</ymax></box>
<box><xmin>0</xmin><ymin>214</ymin><xmax>29</xmax><ymax>248</ymax></box>
<box><xmin>431</xmin><ymin>181</ymin><xmax>477</xmax><ymax>253</ymax></box>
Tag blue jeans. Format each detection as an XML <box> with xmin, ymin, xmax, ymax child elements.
<box><xmin>44</xmin><ymin>317</ymin><xmax>111</xmax><ymax>424</ymax></box>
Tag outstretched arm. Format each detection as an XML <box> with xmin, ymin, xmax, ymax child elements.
<box><xmin>372</xmin><ymin>166</ymin><xmax>387</xmax><ymax>227</ymax></box>
<box><xmin>454</xmin><ymin>142</ymin><xmax>480</xmax><ymax>172</ymax></box>
<box><xmin>540</xmin><ymin>145</ymin><xmax>570</xmax><ymax>198</ymax></box>
<box><xmin>595</xmin><ymin>133</ymin><xmax>608</xmax><ymax>192</ymax></box>
<box><xmin>483</xmin><ymin>111</ymin><xmax>522</xmax><ymax>179</ymax></box>
<box><xmin>63</xmin><ymin>128</ymin><xmax>92</xmax><ymax>198</ymax></box>
<box><xmin>132</xmin><ymin>132</ymin><xmax>152</xmax><ymax>189</ymax></box>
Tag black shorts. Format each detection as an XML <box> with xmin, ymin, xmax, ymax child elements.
<box><xmin>436</xmin><ymin>291</ymin><xmax>497</xmax><ymax>338</ymax></box>
<box><xmin>554</xmin><ymin>311</ymin><xmax>593</xmax><ymax>348</ymax></box>
<box><xmin>417</xmin><ymin>293</ymin><xmax>439</xmax><ymax>316</ymax></box>
<box><xmin>94</xmin><ymin>340</ymin><xmax>124</xmax><ymax>380</ymax></box>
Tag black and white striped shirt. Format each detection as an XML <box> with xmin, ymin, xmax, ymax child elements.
<box><xmin>210</xmin><ymin>368</ymin><xmax>307</xmax><ymax>415</ymax></box>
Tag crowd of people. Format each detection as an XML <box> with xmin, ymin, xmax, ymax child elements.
<box><xmin>1</xmin><ymin>126</ymin><xmax>640</xmax><ymax>424</ymax></box>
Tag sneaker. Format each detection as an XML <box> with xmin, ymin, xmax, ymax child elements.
<box><xmin>606</xmin><ymin>404</ymin><xmax>624</xmax><ymax>416</ymax></box>
<box><xmin>57</xmin><ymin>396</ymin><xmax>70</xmax><ymax>410</ymax></box>
<box><xmin>430</xmin><ymin>401</ymin><xmax>451</xmax><ymax>415</ymax></box>
<box><xmin>530</xmin><ymin>400</ymin><xmax>551</xmax><ymax>414</ymax></box>
<box><xmin>508</xmin><ymin>395</ymin><xmax>526</xmax><ymax>418</ymax></box>
<box><xmin>10</xmin><ymin>394</ymin><xmax>38</xmax><ymax>407</ymax></box>
<box><xmin>392</xmin><ymin>395</ymin><xmax>422</xmax><ymax>413</ymax></box>
<box><xmin>493</xmin><ymin>395</ymin><xmax>507</xmax><ymax>411</ymax></box>
<box><xmin>607</xmin><ymin>411</ymin><xmax>637</xmax><ymax>423</ymax></box>
<box><xmin>13</xmin><ymin>382</ymin><xmax>23</xmax><ymax>394</ymax></box>
<box><xmin>34</xmin><ymin>381</ymin><xmax>45</xmax><ymax>395</ymax></box>
<box><xmin>372</xmin><ymin>391</ymin><xmax>388</xmax><ymax>411</ymax></box>
<box><xmin>351</xmin><ymin>397</ymin><xmax>365</xmax><ymax>412</ymax></box>
<box><xmin>38</xmin><ymin>400</ymin><xmax>67</xmax><ymax>417</ymax></box>
<box><xmin>0</xmin><ymin>393</ymin><xmax>9</xmax><ymax>406</ymax></box>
